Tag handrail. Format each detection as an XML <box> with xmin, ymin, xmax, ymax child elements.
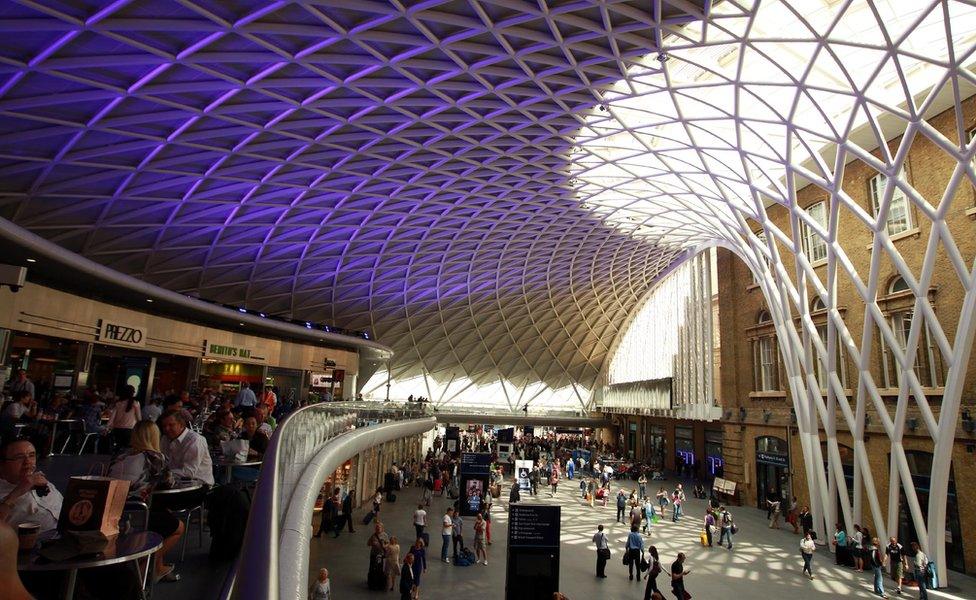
<box><xmin>278</xmin><ymin>417</ymin><xmax>435</xmax><ymax>600</ymax></box>
<box><xmin>229</xmin><ymin>402</ymin><xmax>359</xmax><ymax>600</ymax></box>
<box><xmin>227</xmin><ymin>402</ymin><xmax>435</xmax><ymax>600</ymax></box>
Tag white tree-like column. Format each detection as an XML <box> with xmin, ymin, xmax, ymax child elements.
<box><xmin>573</xmin><ymin>1</ymin><xmax>976</xmax><ymax>583</ymax></box>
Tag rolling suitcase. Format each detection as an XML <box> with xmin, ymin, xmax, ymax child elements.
<box><xmin>362</xmin><ymin>510</ymin><xmax>375</xmax><ymax>525</ymax></box>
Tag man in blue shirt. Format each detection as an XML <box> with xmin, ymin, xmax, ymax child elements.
<box><xmin>233</xmin><ymin>381</ymin><xmax>257</xmax><ymax>409</ymax></box>
<box><xmin>626</xmin><ymin>525</ymin><xmax>644</xmax><ymax>580</ymax></box>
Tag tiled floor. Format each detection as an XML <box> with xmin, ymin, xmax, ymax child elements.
<box><xmin>308</xmin><ymin>475</ymin><xmax>976</xmax><ymax>600</ymax></box>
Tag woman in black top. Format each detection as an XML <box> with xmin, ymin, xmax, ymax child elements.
<box><xmin>671</xmin><ymin>552</ymin><xmax>690</xmax><ymax>600</ymax></box>
<box><xmin>644</xmin><ymin>545</ymin><xmax>662</xmax><ymax>600</ymax></box>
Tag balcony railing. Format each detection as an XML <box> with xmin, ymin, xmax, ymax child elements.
<box><xmin>226</xmin><ymin>402</ymin><xmax>435</xmax><ymax>600</ymax></box>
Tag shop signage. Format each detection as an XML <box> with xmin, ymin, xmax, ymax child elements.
<box><xmin>756</xmin><ymin>451</ymin><xmax>789</xmax><ymax>468</ymax></box>
<box><xmin>96</xmin><ymin>319</ymin><xmax>146</xmax><ymax>348</ymax></box>
<box><xmin>204</xmin><ymin>342</ymin><xmax>262</xmax><ymax>362</ymax></box>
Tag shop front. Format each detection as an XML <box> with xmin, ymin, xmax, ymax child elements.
<box><xmin>0</xmin><ymin>283</ymin><xmax>364</xmax><ymax>406</ymax></box>
<box><xmin>704</xmin><ymin>429</ymin><xmax>724</xmax><ymax>478</ymax></box>
<box><xmin>755</xmin><ymin>435</ymin><xmax>791</xmax><ymax>508</ymax></box>
<box><xmin>675</xmin><ymin>426</ymin><xmax>696</xmax><ymax>477</ymax></box>
<box><xmin>646</xmin><ymin>424</ymin><xmax>666</xmax><ymax>471</ymax></box>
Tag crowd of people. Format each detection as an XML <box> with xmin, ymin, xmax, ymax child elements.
<box><xmin>0</xmin><ymin>370</ymin><xmax>297</xmax><ymax>599</ymax></box>
<box><xmin>305</xmin><ymin>428</ymin><xmax>939</xmax><ymax>600</ymax></box>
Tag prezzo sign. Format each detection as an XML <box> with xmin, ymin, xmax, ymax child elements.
<box><xmin>96</xmin><ymin>319</ymin><xmax>146</xmax><ymax>348</ymax></box>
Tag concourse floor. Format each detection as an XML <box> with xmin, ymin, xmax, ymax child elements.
<box><xmin>310</xmin><ymin>475</ymin><xmax>976</xmax><ymax>600</ymax></box>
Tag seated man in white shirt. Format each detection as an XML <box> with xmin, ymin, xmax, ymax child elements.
<box><xmin>0</xmin><ymin>439</ymin><xmax>141</xmax><ymax>599</ymax></box>
<box><xmin>159</xmin><ymin>409</ymin><xmax>214</xmax><ymax>487</ymax></box>
<box><xmin>0</xmin><ymin>439</ymin><xmax>61</xmax><ymax>533</ymax></box>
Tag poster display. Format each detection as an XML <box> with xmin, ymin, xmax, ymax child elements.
<box><xmin>459</xmin><ymin>452</ymin><xmax>492</xmax><ymax>516</ymax></box>
<box><xmin>515</xmin><ymin>460</ymin><xmax>533</xmax><ymax>492</ymax></box>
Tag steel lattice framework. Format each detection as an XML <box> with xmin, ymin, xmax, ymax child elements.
<box><xmin>0</xmin><ymin>0</ymin><xmax>975</xmax><ymax>580</ymax></box>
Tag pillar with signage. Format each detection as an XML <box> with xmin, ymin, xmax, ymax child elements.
<box><xmin>506</xmin><ymin>504</ymin><xmax>560</xmax><ymax>600</ymax></box>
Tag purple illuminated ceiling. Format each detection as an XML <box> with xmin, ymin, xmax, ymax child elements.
<box><xmin>0</xmin><ymin>0</ymin><xmax>706</xmax><ymax>398</ymax></box>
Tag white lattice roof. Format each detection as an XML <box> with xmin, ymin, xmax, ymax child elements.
<box><xmin>0</xmin><ymin>0</ymin><xmax>973</xmax><ymax>414</ymax></box>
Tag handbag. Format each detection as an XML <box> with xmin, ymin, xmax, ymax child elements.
<box><xmin>731</xmin><ymin>523</ymin><xmax>738</xmax><ymax>535</ymax></box>
<box><xmin>623</xmin><ymin>551</ymin><xmax>631</xmax><ymax>565</ymax></box>
<box><xmin>640</xmin><ymin>555</ymin><xmax>650</xmax><ymax>572</ymax></box>
<box><xmin>599</xmin><ymin>548</ymin><xmax>611</xmax><ymax>560</ymax></box>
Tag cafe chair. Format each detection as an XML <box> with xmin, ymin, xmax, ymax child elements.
<box><xmin>58</xmin><ymin>420</ymin><xmax>99</xmax><ymax>455</ymax></box>
<box><xmin>123</xmin><ymin>500</ymin><xmax>151</xmax><ymax>533</ymax></box>
<box><xmin>172</xmin><ymin>502</ymin><xmax>206</xmax><ymax>562</ymax></box>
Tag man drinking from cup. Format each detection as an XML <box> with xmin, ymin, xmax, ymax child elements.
<box><xmin>0</xmin><ymin>439</ymin><xmax>60</xmax><ymax>535</ymax></box>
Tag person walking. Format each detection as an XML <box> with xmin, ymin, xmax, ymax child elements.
<box><xmin>409</xmin><ymin>538</ymin><xmax>427</xmax><ymax>600</ymax></box>
<box><xmin>768</xmin><ymin>497</ymin><xmax>782</xmax><ymax>529</ymax></box>
<box><xmin>910</xmin><ymin>541</ymin><xmax>929</xmax><ymax>600</ymax></box>
<box><xmin>642</xmin><ymin>497</ymin><xmax>655</xmax><ymax>534</ymax></box>
<box><xmin>550</xmin><ymin>467</ymin><xmax>559</xmax><ymax>496</ymax></box>
<box><xmin>630</xmin><ymin>500</ymin><xmax>643</xmax><ymax>530</ymax></box>
<box><xmin>482</xmin><ymin>503</ymin><xmax>492</xmax><ymax>545</ymax></box>
<box><xmin>310</xmin><ymin>568</ymin><xmax>331</xmax><ymax>600</ymax></box>
<box><xmin>592</xmin><ymin>524</ymin><xmax>610</xmax><ymax>578</ymax></box>
<box><xmin>718</xmin><ymin>506</ymin><xmax>734</xmax><ymax>550</ymax></box>
<box><xmin>832</xmin><ymin>524</ymin><xmax>848</xmax><ymax>566</ymax></box>
<box><xmin>399</xmin><ymin>553</ymin><xmax>417</xmax><ymax>600</ymax></box>
<box><xmin>451</xmin><ymin>509</ymin><xmax>464</xmax><ymax>560</ymax></box>
<box><xmin>656</xmin><ymin>487</ymin><xmax>669</xmax><ymax>516</ymax></box>
<box><xmin>617</xmin><ymin>490</ymin><xmax>628</xmax><ymax>523</ymax></box>
<box><xmin>625</xmin><ymin>525</ymin><xmax>644</xmax><ymax>581</ymax></box>
<box><xmin>885</xmin><ymin>536</ymin><xmax>906</xmax><ymax>595</ymax></box>
<box><xmin>703</xmin><ymin>509</ymin><xmax>716</xmax><ymax>547</ymax></box>
<box><xmin>638</xmin><ymin>473</ymin><xmax>648</xmax><ymax>500</ymax></box>
<box><xmin>580</xmin><ymin>477</ymin><xmax>587</xmax><ymax>499</ymax></box>
<box><xmin>413</xmin><ymin>504</ymin><xmax>427</xmax><ymax>541</ymax></box>
<box><xmin>670</xmin><ymin>552</ymin><xmax>690</xmax><ymax>600</ymax></box>
<box><xmin>441</xmin><ymin>508</ymin><xmax>453</xmax><ymax>563</ymax></box>
<box><xmin>334</xmin><ymin>489</ymin><xmax>356</xmax><ymax>536</ymax></box>
<box><xmin>385</xmin><ymin>536</ymin><xmax>402</xmax><ymax>592</ymax></box>
<box><xmin>800</xmin><ymin>532</ymin><xmax>816</xmax><ymax>580</ymax></box>
<box><xmin>643</xmin><ymin>546</ymin><xmax>662</xmax><ymax>600</ymax></box>
<box><xmin>799</xmin><ymin>506</ymin><xmax>814</xmax><ymax>538</ymax></box>
<box><xmin>869</xmin><ymin>538</ymin><xmax>889</xmax><ymax>598</ymax></box>
<box><xmin>851</xmin><ymin>525</ymin><xmax>865</xmax><ymax>572</ymax></box>
<box><xmin>473</xmin><ymin>513</ymin><xmax>488</xmax><ymax>565</ymax></box>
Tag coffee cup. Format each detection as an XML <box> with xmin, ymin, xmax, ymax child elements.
<box><xmin>17</xmin><ymin>522</ymin><xmax>40</xmax><ymax>551</ymax></box>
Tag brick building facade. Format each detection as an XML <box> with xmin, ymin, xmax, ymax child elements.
<box><xmin>716</xmin><ymin>97</ymin><xmax>976</xmax><ymax>574</ymax></box>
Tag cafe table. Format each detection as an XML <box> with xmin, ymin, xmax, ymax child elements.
<box><xmin>212</xmin><ymin>456</ymin><xmax>262</xmax><ymax>484</ymax></box>
<box><xmin>18</xmin><ymin>530</ymin><xmax>163</xmax><ymax>600</ymax></box>
<box><xmin>152</xmin><ymin>478</ymin><xmax>205</xmax><ymax>496</ymax></box>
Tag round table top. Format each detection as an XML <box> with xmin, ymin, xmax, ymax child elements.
<box><xmin>18</xmin><ymin>530</ymin><xmax>163</xmax><ymax>572</ymax></box>
<box><xmin>213</xmin><ymin>457</ymin><xmax>262</xmax><ymax>467</ymax></box>
<box><xmin>152</xmin><ymin>479</ymin><xmax>205</xmax><ymax>495</ymax></box>
<box><xmin>55</xmin><ymin>418</ymin><xmax>81</xmax><ymax>424</ymax></box>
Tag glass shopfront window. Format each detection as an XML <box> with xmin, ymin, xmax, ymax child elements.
<box><xmin>756</xmin><ymin>435</ymin><xmax>790</xmax><ymax>509</ymax></box>
<box><xmin>705</xmin><ymin>429</ymin><xmax>724</xmax><ymax>478</ymax></box>
<box><xmin>648</xmin><ymin>425</ymin><xmax>666</xmax><ymax>471</ymax></box>
<box><xmin>675</xmin><ymin>426</ymin><xmax>695</xmax><ymax>476</ymax></box>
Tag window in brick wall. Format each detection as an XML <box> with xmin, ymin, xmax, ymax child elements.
<box><xmin>801</xmin><ymin>201</ymin><xmax>827</xmax><ymax>263</ymax></box>
<box><xmin>753</xmin><ymin>310</ymin><xmax>781</xmax><ymax>391</ymax></box>
<box><xmin>879</xmin><ymin>277</ymin><xmax>944</xmax><ymax>389</ymax></box>
<box><xmin>869</xmin><ymin>171</ymin><xmax>913</xmax><ymax>236</ymax></box>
